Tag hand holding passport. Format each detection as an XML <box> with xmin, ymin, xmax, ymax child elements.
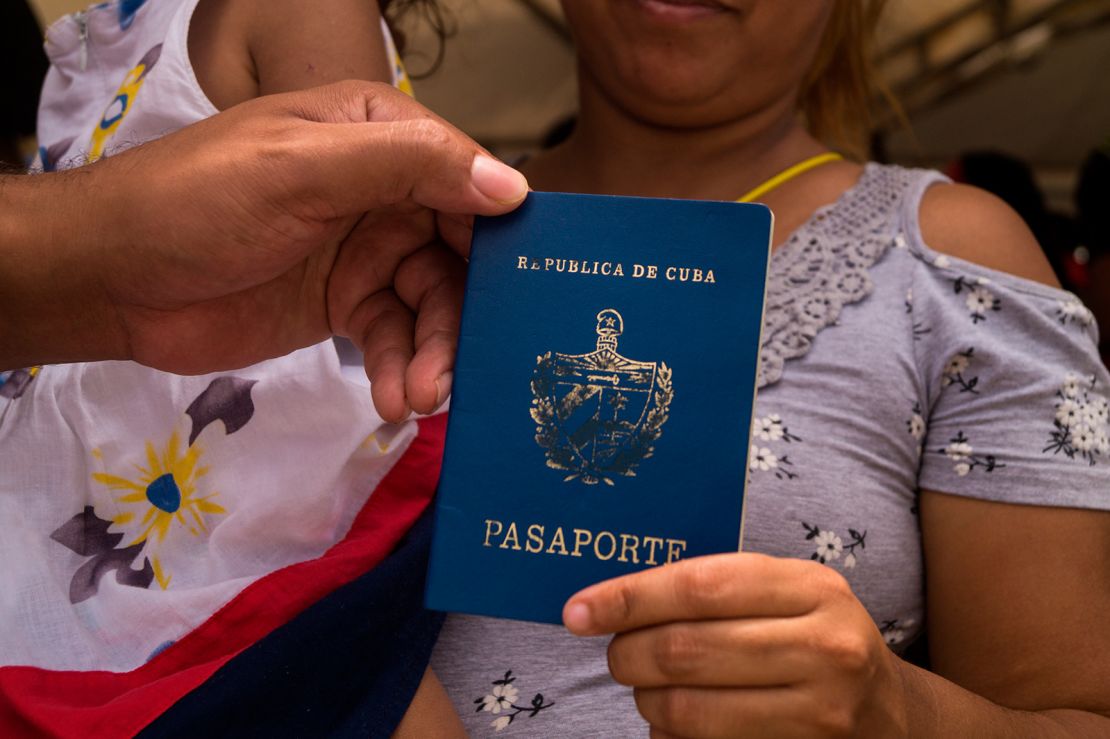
<box><xmin>425</xmin><ymin>191</ymin><xmax>773</xmax><ymax>623</ymax></box>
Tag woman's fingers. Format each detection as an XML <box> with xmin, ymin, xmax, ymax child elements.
<box><xmin>607</xmin><ymin>617</ymin><xmax>811</xmax><ymax>689</ymax></box>
<box><xmin>634</xmin><ymin>685</ymin><xmax>818</xmax><ymax>739</ymax></box>
<box><xmin>575</xmin><ymin>553</ymin><xmax>899</xmax><ymax>738</ymax></box>
<box><xmin>564</xmin><ymin>553</ymin><xmax>830</xmax><ymax>636</ymax></box>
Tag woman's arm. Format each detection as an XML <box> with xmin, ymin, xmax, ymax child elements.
<box><xmin>905</xmin><ymin>184</ymin><xmax>1110</xmax><ymax>734</ymax></box>
<box><xmin>906</xmin><ymin>492</ymin><xmax>1110</xmax><ymax>735</ymax></box>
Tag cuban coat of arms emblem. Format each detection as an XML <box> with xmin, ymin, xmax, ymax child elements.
<box><xmin>530</xmin><ymin>309</ymin><xmax>673</xmax><ymax>485</ymax></box>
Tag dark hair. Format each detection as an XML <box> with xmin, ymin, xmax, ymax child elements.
<box><xmin>1076</xmin><ymin>147</ymin><xmax>1110</xmax><ymax>255</ymax></box>
<box><xmin>379</xmin><ymin>0</ymin><xmax>451</xmax><ymax>77</ymax></box>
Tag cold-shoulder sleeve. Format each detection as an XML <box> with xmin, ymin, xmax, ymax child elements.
<box><xmin>908</xmin><ymin>235</ymin><xmax>1110</xmax><ymax>509</ymax></box>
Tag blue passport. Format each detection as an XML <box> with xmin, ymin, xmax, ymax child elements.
<box><xmin>425</xmin><ymin>191</ymin><xmax>772</xmax><ymax>624</ymax></box>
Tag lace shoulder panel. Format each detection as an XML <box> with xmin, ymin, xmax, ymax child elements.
<box><xmin>758</xmin><ymin>164</ymin><xmax>937</xmax><ymax>388</ymax></box>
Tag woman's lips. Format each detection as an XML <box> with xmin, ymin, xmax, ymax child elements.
<box><xmin>631</xmin><ymin>0</ymin><xmax>731</xmax><ymax>22</ymax></box>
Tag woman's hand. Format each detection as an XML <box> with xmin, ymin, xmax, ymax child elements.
<box><xmin>563</xmin><ymin>553</ymin><xmax>909</xmax><ymax>738</ymax></box>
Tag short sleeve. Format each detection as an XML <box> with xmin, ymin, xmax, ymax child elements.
<box><xmin>908</xmin><ymin>241</ymin><xmax>1110</xmax><ymax>510</ymax></box>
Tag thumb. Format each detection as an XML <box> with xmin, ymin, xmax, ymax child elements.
<box><xmin>287</xmin><ymin>82</ymin><xmax>529</xmax><ymax>218</ymax></box>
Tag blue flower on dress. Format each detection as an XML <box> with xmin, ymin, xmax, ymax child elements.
<box><xmin>118</xmin><ymin>0</ymin><xmax>149</xmax><ymax>30</ymax></box>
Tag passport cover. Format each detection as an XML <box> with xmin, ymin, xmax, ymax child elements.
<box><xmin>425</xmin><ymin>191</ymin><xmax>773</xmax><ymax>624</ymax></box>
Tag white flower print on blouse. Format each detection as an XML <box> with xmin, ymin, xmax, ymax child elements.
<box><xmin>906</xmin><ymin>404</ymin><xmax>925</xmax><ymax>441</ymax></box>
<box><xmin>480</xmin><ymin>684</ymin><xmax>518</xmax><ymax>714</ymax></box>
<box><xmin>935</xmin><ymin>430</ymin><xmax>1004</xmax><ymax>475</ymax></box>
<box><xmin>880</xmin><ymin>618</ymin><xmax>916</xmax><ymax>647</ymax></box>
<box><xmin>1044</xmin><ymin>373</ymin><xmax>1110</xmax><ymax>466</ymax></box>
<box><xmin>905</xmin><ymin>401</ymin><xmax>926</xmax><ymax>459</ymax></box>
<box><xmin>1055</xmin><ymin>296</ymin><xmax>1095</xmax><ymax>328</ymax></box>
<box><xmin>749</xmin><ymin>413</ymin><xmax>801</xmax><ymax>480</ymax></box>
<box><xmin>749</xmin><ymin>446</ymin><xmax>778</xmax><ymax>472</ymax></box>
<box><xmin>952</xmin><ymin>276</ymin><xmax>1001</xmax><ymax>324</ymax></box>
<box><xmin>802</xmin><ymin>522</ymin><xmax>866</xmax><ymax>568</ymax></box>
<box><xmin>941</xmin><ymin>348</ymin><xmax>980</xmax><ymax>394</ymax></box>
<box><xmin>474</xmin><ymin>671</ymin><xmax>554</xmax><ymax>732</ymax></box>
<box><xmin>753</xmin><ymin>414</ymin><xmax>785</xmax><ymax>442</ymax></box>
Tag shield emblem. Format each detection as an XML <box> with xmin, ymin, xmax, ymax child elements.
<box><xmin>530</xmin><ymin>310</ymin><xmax>673</xmax><ymax>485</ymax></box>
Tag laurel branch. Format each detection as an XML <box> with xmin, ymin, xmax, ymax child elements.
<box><xmin>530</xmin><ymin>354</ymin><xmax>673</xmax><ymax>486</ymax></box>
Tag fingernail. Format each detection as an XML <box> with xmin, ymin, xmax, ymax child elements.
<box><xmin>563</xmin><ymin>602</ymin><xmax>592</xmax><ymax>633</ymax></box>
<box><xmin>434</xmin><ymin>371</ymin><xmax>453</xmax><ymax>409</ymax></box>
<box><xmin>471</xmin><ymin>155</ymin><xmax>528</xmax><ymax>205</ymax></box>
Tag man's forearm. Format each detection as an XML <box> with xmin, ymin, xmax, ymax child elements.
<box><xmin>0</xmin><ymin>170</ymin><xmax>128</xmax><ymax>369</ymax></box>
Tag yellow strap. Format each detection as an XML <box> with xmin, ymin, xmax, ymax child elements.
<box><xmin>736</xmin><ymin>152</ymin><xmax>844</xmax><ymax>203</ymax></box>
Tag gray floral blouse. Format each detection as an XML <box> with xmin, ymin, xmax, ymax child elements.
<box><xmin>431</xmin><ymin>164</ymin><xmax>1110</xmax><ymax>737</ymax></box>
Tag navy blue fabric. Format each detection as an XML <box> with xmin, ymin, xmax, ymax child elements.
<box><xmin>139</xmin><ymin>508</ymin><xmax>444</xmax><ymax>739</ymax></box>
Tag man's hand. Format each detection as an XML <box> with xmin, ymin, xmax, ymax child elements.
<box><xmin>0</xmin><ymin>81</ymin><xmax>527</xmax><ymax>421</ymax></box>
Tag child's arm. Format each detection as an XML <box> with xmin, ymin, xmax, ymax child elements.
<box><xmin>189</xmin><ymin>0</ymin><xmax>393</xmax><ymax>111</ymax></box>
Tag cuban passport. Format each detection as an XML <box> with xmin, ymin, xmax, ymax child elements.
<box><xmin>424</xmin><ymin>191</ymin><xmax>773</xmax><ymax>624</ymax></box>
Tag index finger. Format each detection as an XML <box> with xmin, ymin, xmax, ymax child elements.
<box><xmin>562</xmin><ymin>553</ymin><xmax>826</xmax><ymax>636</ymax></box>
<box><xmin>271</xmin><ymin>81</ymin><xmax>529</xmax><ymax>219</ymax></box>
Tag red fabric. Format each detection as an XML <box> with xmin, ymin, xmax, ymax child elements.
<box><xmin>0</xmin><ymin>414</ymin><xmax>446</xmax><ymax>738</ymax></box>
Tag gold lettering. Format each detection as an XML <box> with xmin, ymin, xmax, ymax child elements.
<box><xmin>678</xmin><ymin>267</ymin><xmax>690</xmax><ymax>282</ymax></box>
<box><xmin>618</xmin><ymin>534</ymin><xmax>641</xmax><ymax>563</ymax></box>
<box><xmin>547</xmin><ymin>527</ymin><xmax>569</xmax><ymax>555</ymax></box>
<box><xmin>569</xmin><ymin>259</ymin><xmax>579</xmax><ymax>274</ymax></box>
<box><xmin>600</xmin><ymin>262</ymin><xmax>612</xmax><ymax>276</ymax></box>
<box><xmin>487</xmin><ymin>521</ymin><xmax>684</xmax><ymax>563</ymax></box>
<box><xmin>705</xmin><ymin>269</ymin><xmax>715</xmax><ymax>283</ymax></box>
<box><xmin>571</xmin><ymin>528</ymin><xmax>593</xmax><ymax>557</ymax></box>
<box><xmin>613</xmin><ymin>263</ymin><xmax>624</xmax><ymax>277</ymax></box>
<box><xmin>544</xmin><ymin>258</ymin><xmax>554</xmax><ymax>270</ymax></box>
<box><xmin>594</xmin><ymin>531</ymin><xmax>617</xmax><ymax>561</ymax></box>
<box><xmin>517</xmin><ymin>256</ymin><xmax>528</xmax><ymax>270</ymax></box>
<box><xmin>632</xmin><ymin>264</ymin><xmax>645</xmax><ymax>278</ymax></box>
<box><xmin>665</xmin><ymin>266</ymin><xmax>676</xmax><ymax>281</ymax></box>
<box><xmin>500</xmin><ymin>522</ymin><xmax>522</xmax><ymax>550</ymax></box>
<box><xmin>525</xmin><ymin>524</ymin><xmax>545</xmax><ymax>553</ymax></box>
<box><xmin>692</xmin><ymin>268</ymin><xmax>703</xmax><ymax>282</ymax></box>
<box><xmin>646</xmin><ymin>265</ymin><xmax>657</xmax><ymax>279</ymax></box>
<box><xmin>483</xmin><ymin>519</ymin><xmax>503</xmax><ymax>547</ymax></box>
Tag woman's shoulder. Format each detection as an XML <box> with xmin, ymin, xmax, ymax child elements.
<box><xmin>917</xmin><ymin>181</ymin><xmax>1059</xmax><ymax>288</ymax></box>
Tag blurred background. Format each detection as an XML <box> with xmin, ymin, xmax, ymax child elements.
<box><xmin>11</xmin><ymin>0</ymin><xmax>1110</xmax><ymax>327</ymax></box>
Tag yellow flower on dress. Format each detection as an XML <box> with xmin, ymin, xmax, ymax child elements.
<box><xmin>92</xmin><ymin>431</ymin><xmax>226</xmax><ymax>589</ymax></box>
